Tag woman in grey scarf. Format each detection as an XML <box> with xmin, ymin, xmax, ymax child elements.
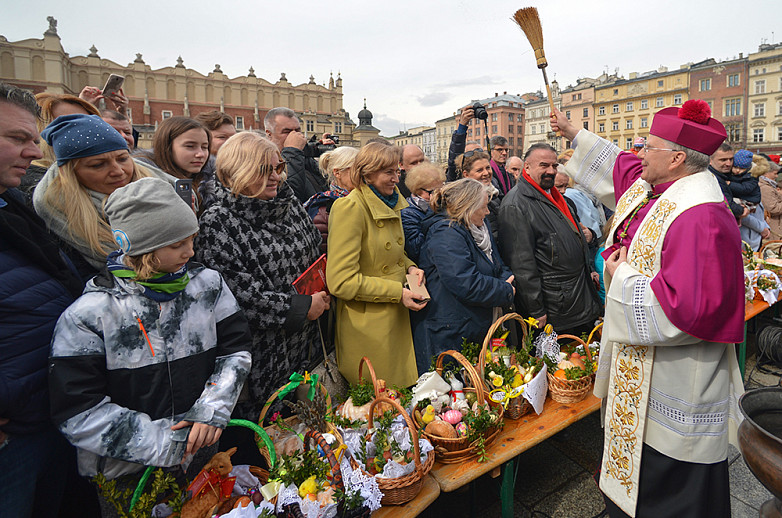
<box><xmin>410</xmin><ymin>178</ymin><xmax>515</xmax><ymax>374</ymax></box>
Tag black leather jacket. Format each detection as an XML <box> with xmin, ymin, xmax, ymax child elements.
<box><xmin>498</xmin><ymin>178</ymin><xmax>602</xmax><ymax>331</ymax></box>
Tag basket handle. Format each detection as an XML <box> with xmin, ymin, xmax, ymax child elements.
<box><xmin>258</xmin><ymin>375</ymin><xmax>333</xmax><ymax>425</ymax></box>
<box><xmin>303</xmin><ymin>429</ymin><xmax>345</xmax><ymax>493</ymax></box>
<box><xmin>358</xmin><ymin>356</ymin><xmax>382</xmax><ymax>397</ymax></box>
<box><xmin>478</xmin><ymin>312</ymin><xmax>530</xmax><ymax>381</ymax></box>
<box><xmin>228</xmin><ymin>418</ymin><xmax>277</xmax><ymax>469</ymax></box>
<box><xmin>436</xmin><ymin>350</ymin><xmax>485</xmax><ymax>405</ymax></box>
<box><xmin>586</xmin><ymin>321</ymin><xmax>603</xmax><ymax>347</ymax></box>
<box><xmin>557</xmin><ymin>334</ymin><xmax>592</xmax><ymax>362</ymax></box>
<box><xmin>759</xmin><ymin>240</ymin><xmax>782</xmax><ymax>256</ymax></box>
<box><xmin>366</xmin><ymin>396</ymin><xmax>423</xmax><ymax>473</ymax></box>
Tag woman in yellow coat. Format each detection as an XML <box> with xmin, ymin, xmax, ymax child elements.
<box><xmin>326</xmin><ymin>143</ymin><xmax>428</xmax><ymax>387</ymax></box>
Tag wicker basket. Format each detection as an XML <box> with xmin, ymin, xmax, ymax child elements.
<box><xmin>281</xmin><ymin>430</ymin><xmax>371</xmax><ymax>518</ymax></box>
<box><xmin>414</xmin><ymin>350</ymin><xmax>504</xmax><ymax>464</ymax></box>
<box><xmin>335</xmin><ymin>356</ymin><xmax>397</xmax><ymax>422</ymax></box>
<box><xmin>257</xmin><ymin>377</ymin><xmax>339</xmax><ymax>469</ymax></box>
<box><xmin>547</xmin><ymin>334</ymin><xmax>593</xmax><ymax>404</ymax></box>
<box><xmin>349</xmin><ymin>396</ymin><xmax>435</xmax><ymax>505</ymax></box>
<box><xmin>478</xmin><ymin>313</ymin><xmax>534</xmax><ymax>419</ymax></box>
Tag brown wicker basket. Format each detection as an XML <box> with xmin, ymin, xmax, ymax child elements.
<box><xmin>478</xmin><ymin>313</ymin><xmax>534</xmax><ymax>419</ymax></box>
<box><xmin>547</xmin><ymin>334</ymin><xmax>593</xmax><ymax>404</ymax></box>
<box><xmin>349</xmin><ymin>396</ymin><xmax>435</xmax><ymax>505</ymax></box>
<box><xmin>414</xmin><ymin>350</ymin><xmax>504</xmax><ymax>464</ymax></box>
<box><xmin>257</xmin><ymin>377</ymin><xmax>338</xmax><ymax>469</ymax></box>
<box><xmin>335</xmin><ymin>356</ymin><xmax>397</xmax><ymax>422</ymax></box>
<box><xmin>280</xmin><ymin>430</ymin><xmax>371</xmax><ymax>518</ymax></box>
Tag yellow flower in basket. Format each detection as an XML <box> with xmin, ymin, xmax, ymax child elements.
<box><xmin>492</xmin><ymin>375</ymin><xmax>504</xmax><ymax>387</ymax></box>
<box><xmin>524</xmin><ymin>316</ymin><xmax>539</xmax><ymax>329</ymax></box>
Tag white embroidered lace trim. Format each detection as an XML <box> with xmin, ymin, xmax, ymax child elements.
<box><xmin>632</xmin><ymin>277</ymin><xmax>651</xmax><ymax>344</ymax></box>
<box><xmin>648</xmin><ymin>397</ymin><xmax>726</xmax><ymax>427</ymax></box>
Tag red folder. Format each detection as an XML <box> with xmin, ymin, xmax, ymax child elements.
<box><xmin>292</xmin><ymin>254</ymin><xmax>328</xmax><ymax>295</ymax></box>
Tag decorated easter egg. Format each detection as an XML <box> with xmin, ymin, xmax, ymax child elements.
<box><xmin>442</xmin><ymin>409</ymin><xmax>462</xmax><ymax>425</ymax></box>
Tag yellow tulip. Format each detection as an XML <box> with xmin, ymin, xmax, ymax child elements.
<box><xmin>524</xmin><ymin>317</ymin><xmax>539</xmax><ymax>329</ymax></box>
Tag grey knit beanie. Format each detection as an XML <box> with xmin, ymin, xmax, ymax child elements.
<box><xmin>105</xmin><ymin>177</ymin><xmax>199</xmax><ymax>256</ymax></box>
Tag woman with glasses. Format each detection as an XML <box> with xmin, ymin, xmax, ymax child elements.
<box><xmin>327</xmin><ymin>142</ymin><xmax>427</xmax><ymax>388</ymax></box>
<box><xmin>411</xmin><ymin>178</ymin><xmax>515</xmax><ymax>373</ymax></box>
<box><xmin>195</xmin><ymin>132</ymin><xmax>327</xmax><ymax>458</ymax></box>
<box><xmin>456</xmin><ymin>149</ymin><xmax>502</xmax><ymax>240</ymax></box>
<box><xmin>401</xmin><ymin>162</ymin><xmax>446</xmax><ymax>263</ymax></box>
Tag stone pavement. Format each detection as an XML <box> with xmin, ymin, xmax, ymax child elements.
<box><xmin>419</xmin><ymin>335</ymin><xmax>781</xmax><ymax>518</ymax></box>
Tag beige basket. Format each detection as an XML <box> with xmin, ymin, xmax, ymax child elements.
<box><xmin>547</xmin><ymin>334</ymin><xmax>593</xmax><ymax>404</ymax></box>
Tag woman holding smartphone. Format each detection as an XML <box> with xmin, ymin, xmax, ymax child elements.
<box><xmin>326</xmin><ymin>142</ymin><xmax>426</xmax><ymax>388</ymax></box>
<box><xmin>134</xmin><ymin>116</ymin><xmax>212</xmax><ymax>213</ymax></box>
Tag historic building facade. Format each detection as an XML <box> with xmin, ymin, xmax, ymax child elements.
<box><xmin>594</xmin><ymin>66</ymin><xmax>690</xmax><ymax>150</ymax></box>
<box><xmin>0</xmin><ymin>17</ymin><xmax>357</xmax><ymax>148</ymax></box>
<box><xmin>460</xmin><ymin>92</ymin><xmax>533</xmax><ymax>158</ymax></box>
<box><xmin>687</xmin><ymin>56</ymin><xmax>748</xmax><ymax>147</ymax></box>
<box><xmin>434</xmin><ymin>114</ymin><xmax>457</xmax><ymax>165</ymax></box>
<box><xmin>523</xmin><ymin>85</ymin><xmax>561</xmax><ymax>154</ymax></box>
<box><xmin>746</xmin><ymin>42</ymin><xmax>782</xmax><ymax>154</ymax></box>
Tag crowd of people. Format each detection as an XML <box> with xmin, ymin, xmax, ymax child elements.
<box><xmin>2</xmin><ymin>78</ymin><xmax>780</xmax><ymax>517</ymax></box>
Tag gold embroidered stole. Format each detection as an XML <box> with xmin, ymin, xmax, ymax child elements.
<box><xmin>598</xmin><ymin>171</ymin><xmax>724</xmax><ymax>517</ymax></box>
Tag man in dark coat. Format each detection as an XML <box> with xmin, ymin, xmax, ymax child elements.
<box><xmin>264</xmin><ymin>107</ymin><xmax>329</xmax><ymax>204</ymax></box>
<box><xmin>0</xmin><ymin>83</ymin><xmax>87</xmax><ymax>516</ymax></box>
<box><xmin>498</xmin><ymin>143</ymin><xmax>602</xmax><ymax>335</ymax></box>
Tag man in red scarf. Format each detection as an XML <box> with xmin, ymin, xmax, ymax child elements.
<box><xmin>497</xmin><ymin>143</ymin><xmax>602</xmax><ymax>334</ymax></box>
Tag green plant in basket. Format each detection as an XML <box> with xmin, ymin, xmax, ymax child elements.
<box><xmin>94</xmin><ymin>468</ymin><xmax>184</xmax><ymax>518</ymax></box>
<box><xmin>459</xmin><ymin>337</ymin><xmax>482</xmax><ymax>365</ymax></box>
<box><xmin>347</xmin><ymin>378</ymin><xmax>375</xmax><ymax>407</ymax></box>
<box><xmin>270</xmin><ymin>448</ymin><xmax>331</xmax><ymax>490</ymax></box>
<box><xmin>757</xmin><ymin>273</ymin><xmax>779</xmax><ymax>291</ymax></box>
<box><xmin>334</xmin><ymin>486</ymin><xmax>365</xmax><ymax>516</ymax></box>
<box><xmin>463</xmin><ymin>403</ymin><xmax>502</xmax><ymax>463</ymax></box>
<box><xmin>364</xmin><ymin>410</ymin><xmax>414</xmax><ymax>474</ymax></box>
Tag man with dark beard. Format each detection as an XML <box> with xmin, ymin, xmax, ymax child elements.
<box><xmin>498</xmin><ymin>143</ymin><xmax>601</xmax><ymax>334</ymax></box>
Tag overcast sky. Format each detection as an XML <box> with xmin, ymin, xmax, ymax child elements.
<box><xmin>4</xmin><ymin>1</ymin><xmax>781</xmax><ymax>136</ymax></box>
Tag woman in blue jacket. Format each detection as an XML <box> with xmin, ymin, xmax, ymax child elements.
<box><xmin>411</xmin><ymin>178</ymin><xmax>515</xmax><ymax>373</ymax></box>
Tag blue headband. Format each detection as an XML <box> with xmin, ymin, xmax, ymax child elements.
<box><xmin>41</xmin><ymin>114</ymin><xmax>129</xmax><ymax>166</ymax></box>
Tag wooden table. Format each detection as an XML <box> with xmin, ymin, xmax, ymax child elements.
<box><xmin>371</xmin><ymin>475</ymin><xmax>440</xmax><ymax>517</ymax></box>
<box><xmin>430</xmin><ymin>394</ymin><xmax>602</xmax><ymax>518</ymax></box>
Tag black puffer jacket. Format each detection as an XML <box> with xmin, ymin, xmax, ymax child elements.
<box><xmin>497</xmin><ymin>178</ymin><xmax>602</xmax><ymax>331</ymax></box>
<box><xmin>708</xmin><ymin>165</ymin><xmax>744</xmax><ymax>219</ymax></box>
<box><xmin>282</xmin><ymin>147</ymin><xmax>328</xmax><ymax>204</ymax></box>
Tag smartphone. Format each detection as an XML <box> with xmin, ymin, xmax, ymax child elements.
<box><xmin>174</xmin><ymin>179</ymin><xmax>194</xmax><ymax>209</ymax></box>
<box><xmin>405</xmin><ymin>273</ymin><xmax>431</xmax><ymax>302</ymax></box>
<box><xmin>102</xmin><ymin>74</ymin><xmax>125</xmax><ymax>96</ymax></box>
